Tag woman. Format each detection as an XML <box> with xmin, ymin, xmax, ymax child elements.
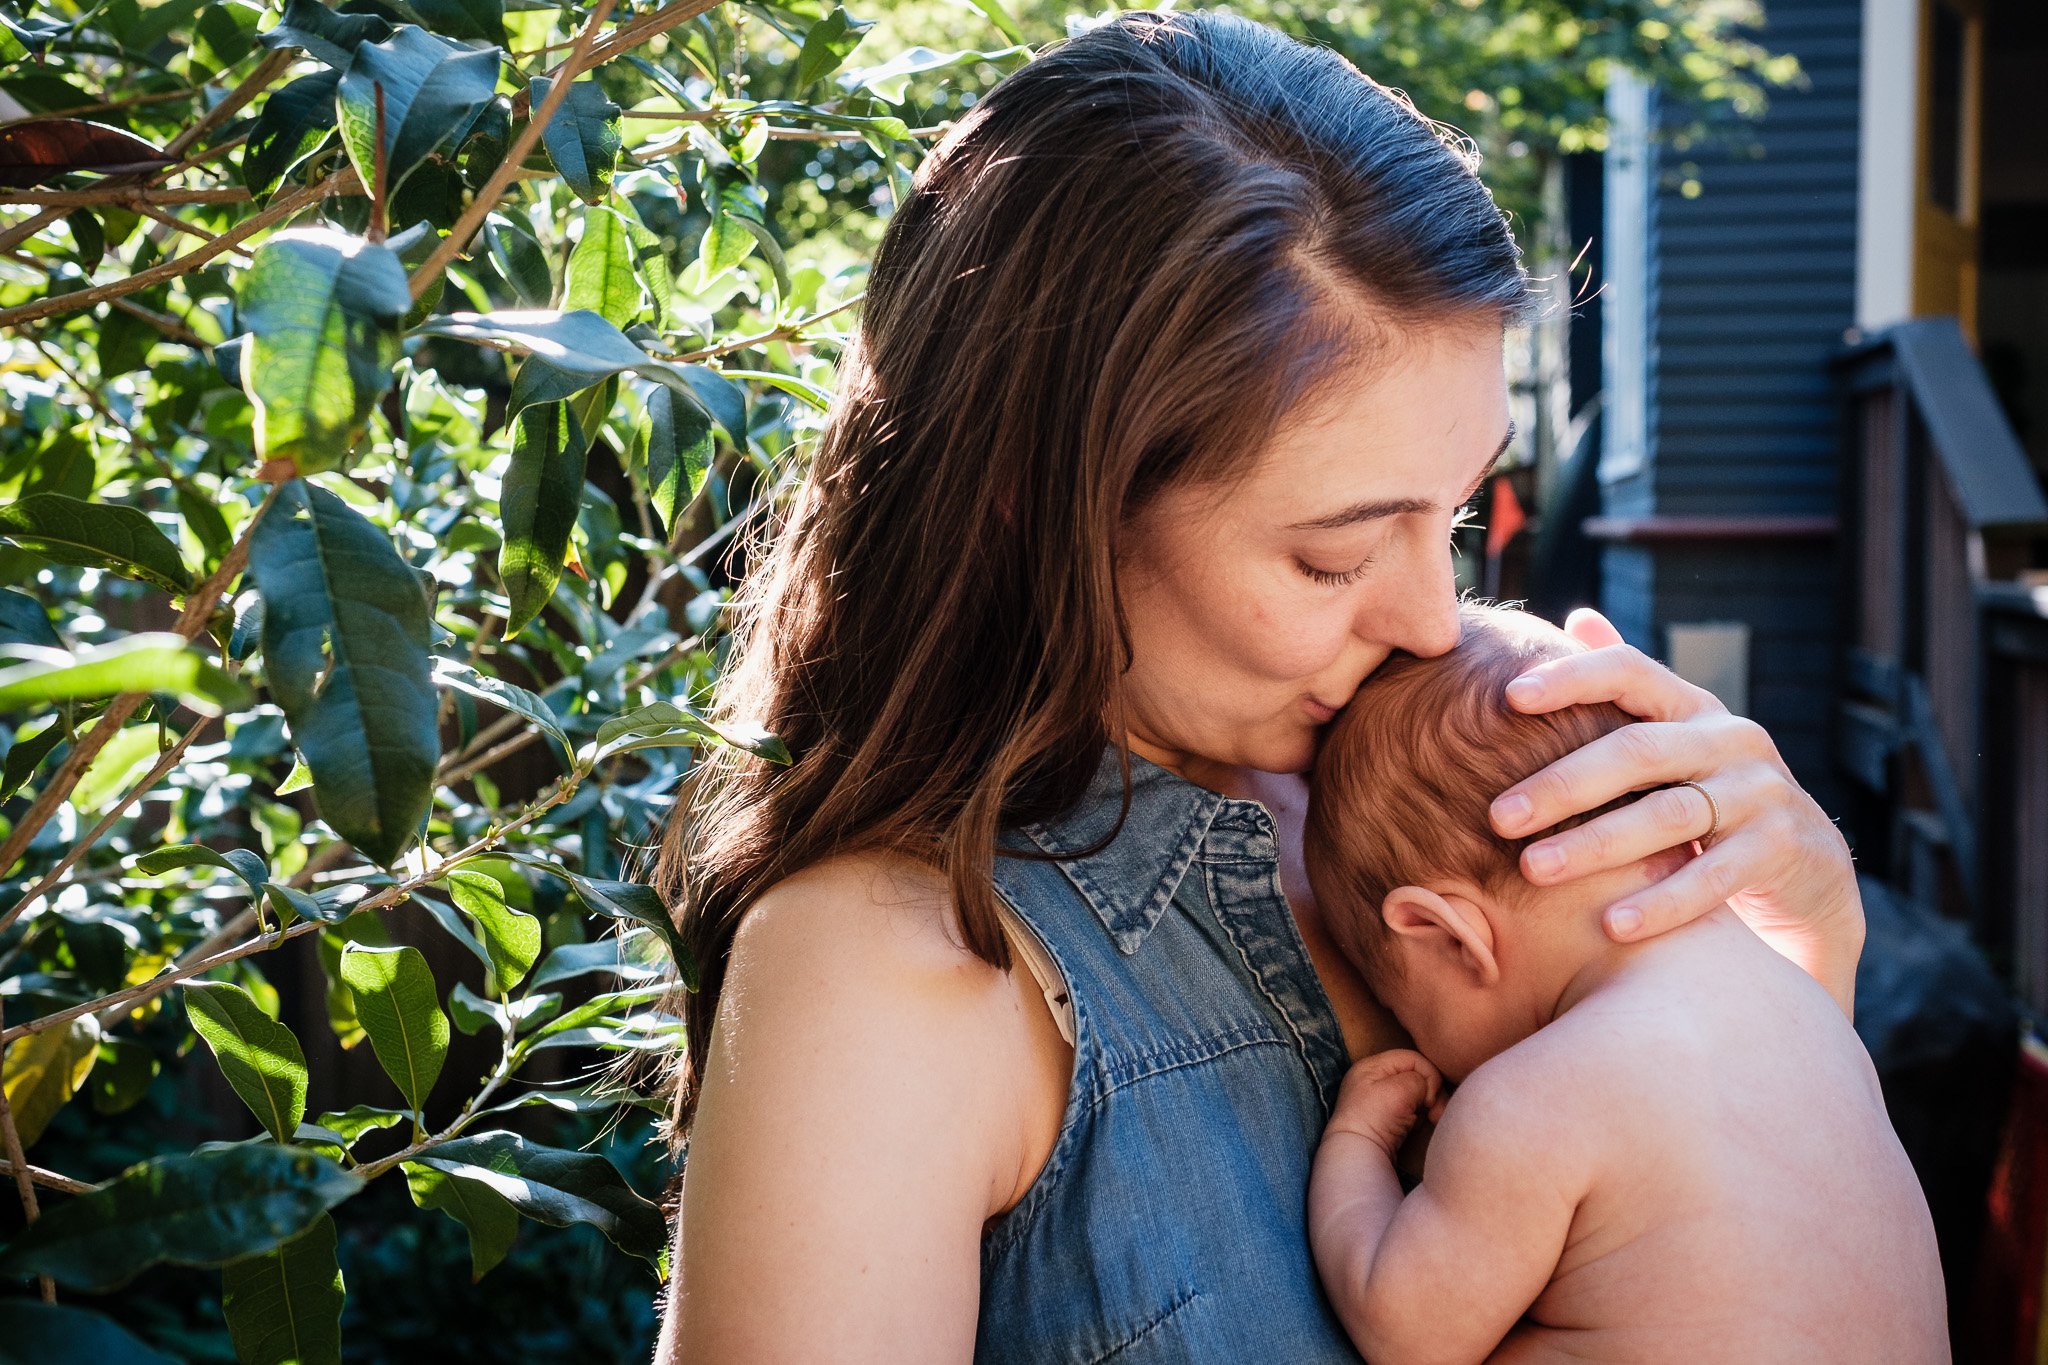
<box><xmin>651</xmin><ymin>11</ymin><xmax>1864</xmax><ymax>1361</ymax></box>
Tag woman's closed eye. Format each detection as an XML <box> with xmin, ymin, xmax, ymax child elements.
<box><xmin>1295</xmin><ymin>554</ymin><xmax>1374</xmax><ymax>587</ymax></box>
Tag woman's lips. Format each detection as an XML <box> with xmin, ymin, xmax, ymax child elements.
<box><xmin>1302</xmin><ymin>695</ymin><xmax>1339</xmax><ymax>724</ymax></box>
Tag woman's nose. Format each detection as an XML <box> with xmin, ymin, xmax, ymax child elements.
<box><xmin>1362</xmin><ymin>543</ymin><xmax>1461</xmax><ymax>657</ymax></box>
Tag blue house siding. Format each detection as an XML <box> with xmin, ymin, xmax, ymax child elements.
<box><xmin>1598</xmin><ymin>0</ymin><xmax>1863</xmax><ymax>808</ymax></box>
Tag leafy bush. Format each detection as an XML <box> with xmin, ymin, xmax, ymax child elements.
<box><xmin>0</xmin><ymin>0</ymin><xmax>1030</xmax><ymax>1356</ymax></box>
<box><xmin>0</xmin><ymin>0</ymin><xmax>1790</xmax><ymax>1357</ymax></box>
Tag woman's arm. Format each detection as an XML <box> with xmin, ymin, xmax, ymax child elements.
<box><xmin>1487</xmin><ymin>609</ymin><xmax>1864</xmax><ymax>1019</ymax></box>
<box><xmin>657</xmin><ymin>855</ymin><xmax>1044</xmax><ymax>1364</ymax></box>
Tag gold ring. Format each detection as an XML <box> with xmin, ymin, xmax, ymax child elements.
<box><xmin>1676</xmin><ymin>780</ymin><xmax>1721</xmax><ymax>848</ymax></box>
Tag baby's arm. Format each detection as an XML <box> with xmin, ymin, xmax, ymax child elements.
<box><xmin>1309</xmin><ymin>1051</ymin><xmax>1587</xmax><ymax>1365</ymax></box>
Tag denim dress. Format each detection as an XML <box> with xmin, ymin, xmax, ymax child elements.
<box><xmin>977</xmin><ymin>746</ymin><xmax>1366</xmax><ymax>1363</ymax></box>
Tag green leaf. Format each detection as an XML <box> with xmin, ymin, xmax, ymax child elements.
<box><xmin>565</xmin><ymin>202</ymin><xmax>640</xmax><ymax>330</ymax></box>
<box><xmin>622</xmin><ymin>203</ymin><xmax>678</xmax><ymax>332</ymax></box>
<box><xmin>405</xmin><ymin>1161</ymin><xmax>518</xmax><ymax>1280</ymax></box>
<box><xmin>483</xmin><ymin>216</ymin><xmax>552</xmax><ymax>307</ymax></box>
<box><xmin>236</xmin><ymin>228</ymin><xmax>410</xmax><ymax>475</ymax></box>
<box><xmin>246</xmin><ymin>480</ymin><xmax>439</xmax><ymax>867</ymax></box>
<box><xmin>219</xmin><ymin>1212</ymin><xmax>344</xmax><ymax>1365</ymax></box>
<box><xmin>309</xmin><ymin>1103</ymin><xmax>407</xmax><ymax>1145</ymax></box>
<box><xmin>242</xmin><ymin>69</ymin><xmax>340</xmax><ymax>199</ymax></box>
<box><xmin>0</xmin><ymin>716</ymin><xmax>65</xmax><ymax>802</ymax></box>
<box><xmin>530</xmin><ymin>75</ymin><xmax>622</xmax><ymax>202</ymax></box>
<box><xmin>413</xmin><ymin>1131</ymin><xmax>664</xmax><ymax>1262</ymax></box>
<box><xmin>184</xmin><ymin>981</ymin><xmax>309</xmax><ymax>1143</ymax></box>
<box><xmin>528</xmin><ymin>933</ymin><xmax>664</xmax><ymax>991</ymax></box>
<box><xmin>835</xmin><ymin>44</ymin><xmax>1026</xmax><ymax>103</ymax></box>
<box><xmin>588</xmin><ymin>699</ymin><xmax>790</xmax><ymax>764</ymax></box>
<box><xmin>408</xmin><ymin>0</ymin><xmax>501</xmax><ymax>45</ymax></box>
<box><xmin>521</xmin><ymin>984</ymin><xmax>667</xmax><ymax>1045</ymax></box>
<box><xmin>0</xmin><ymin>493</ymin><xmax>193</xmax><ymax>594</ymax></box>
<box><xmin>447</xmin><ymin>979</ymin><xmax>508</xmax><ymax>1035</ymax></box>
<box><xmin>695</xmin><ymin>179</ymin><xmax>758</xmax><ymax>284</ymax></box>
<box><xmin>512</xmin><ymin>857</ymin><xmax>694</xmax><ymax>989</ymax></box>
<box><xmin>136</xmin><ymin>842</ymin><xmax>269</xmax><ymax>894</ymax></box>
<box><xmin>635</xmin><ymin>382</ymin><xmax>711</xmax><ymax>531</ymax></box>
<box><xmin>430</xmin><ymin>656</ymin><xmax>570</xmax><ymax>758</ymax></box>
<box><xmin>0</xmin><ymin>1016</ymin><xmax>99</xmax><ymax>1149</ymax></box>
<box><xmin>0</xmin><ymin>1301</ymin><xmax>182</xmax><ymax>1365</ymax></box>
<box><xmin>0</xmin><ymin>1145</ymin><xmax>361</xmax><ymax>1292</ymax></box>
<box><xmin>337</xmin><ymin>944</ymin><xmax>447</xmax><ymax>1109</ymax></box>
<box><xmin>0</xmin><ymin>587</ymin><xmax>61</xmax><ymax>649</ymax></box>
<box><xmin>88</xmin><ymin>1038</ymin><xmax>158</xmax><ymax>1115</ymax></box>
<box><xmin>265</xmin><ymin>879</ymin><xmax>353</xmax><ymax>925</ymax></box>
<box><xmin>337</xmin><ymin>26</ymin><xmax>501</xmax><ymax>199</ymax></box>
<box><xmin>0</xmin><ymin>634</ymin><xmax>251</xmax><ymax>714</ymax></box>
<box><xmin>407</xmin><ymin>309</ymin><xmax>697</xmax><ymax>401</ymax></box>
<box><xmin>794</xmin><ymin>5</ymin><xmax>874</xmax><ymax>95</ymax></box>
<box><xmin>68</xmin><ymin>720</ymin><xmax>159</xmax><ymax>813</ymax></box>
<box><xmin>257</xmin><ymin>0</ymin><xmax>392</xmax><ymax>68</ymax></box>
<box><xmin>446</xmin><ymin>868</ymin><xmax>540</xmax><ymax>992</ymax></box>
<box><xmin>498</xmin><ymin>402</ymin><xmax>588</xmax><ymax>639</ymax></box>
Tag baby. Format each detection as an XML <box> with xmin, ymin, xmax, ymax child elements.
<box><xmin>1301</xmin><ymin>603</ymin><xmax>1948</xmax><ymax>1364</ymax></box>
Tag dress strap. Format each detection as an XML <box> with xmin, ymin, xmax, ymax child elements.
<box><xmin>993</xmin><ymin>896</ymin><xmax>1076</xmax><ymax>1047</ymax></box>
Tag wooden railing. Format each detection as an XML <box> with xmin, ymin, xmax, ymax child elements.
<box><xmin>1834</xmin><ymin>318</ymin><xmax>2048</xmax><ymax>999</ymax></box>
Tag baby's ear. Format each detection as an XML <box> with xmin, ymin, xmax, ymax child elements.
<box><xmin>1382</xmin><ymin>885</ymin><xmax>1501</xmax><ymax>988</ymax></box>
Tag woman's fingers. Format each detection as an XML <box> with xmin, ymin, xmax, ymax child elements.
<box><xmin>1597</xmin><ymin>833</ymin><xmax>1754</xmax><ymax>941</ymax></box>
<box><xmin>1561</xmin><ymin>606</ymin><xmax>1626</xmax><ymax>650</ymax></box>
<box><xmin>1491</xmin><ymin>717</ymin><xmax>1766</xmax><ymax>840</ymax></box>
<box><xmin>1515</xmin><ymin>777</ymin><xmax>1740</xmax><ymax>885</ymax></box>
<box><xmin>1504</xmin><ymin>639</ymin><xmax>1725</xmax><ymax>724</ymax></box>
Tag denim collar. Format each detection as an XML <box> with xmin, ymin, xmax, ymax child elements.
<box><xmin>1014</xmin><ymin>746</ymin><xmax>1242</xmax><ymax>955</ymax></box>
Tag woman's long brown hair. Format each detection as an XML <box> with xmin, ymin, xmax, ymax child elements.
<box><xmin>648</xmin><ymin>8</ymin><xmax>1540</xmax><ymax>1139</ymax></box>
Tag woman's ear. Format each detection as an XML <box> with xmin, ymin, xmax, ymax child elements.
<box><xmin>1381</xmin><ymin>885</ymin><xmax>1501</xmax><ymax>987</ymax></box>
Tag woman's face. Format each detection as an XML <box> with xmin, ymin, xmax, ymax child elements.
<box><xmin>1119</xmin><ymin>317</ymin><xmax>1512</xmax><ymax>780</ymax></box>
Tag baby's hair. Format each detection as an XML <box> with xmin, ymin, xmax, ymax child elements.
<box><xmin>1304</xmin><ymin>602</ymin><xmax>1638</xmax><ymax>988</ymax></box>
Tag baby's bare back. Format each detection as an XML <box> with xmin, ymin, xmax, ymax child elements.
<box><xmin>1485</xmin><ymin>915</ymin><xmax>1947</xmax><ymax>1364</ymax></box>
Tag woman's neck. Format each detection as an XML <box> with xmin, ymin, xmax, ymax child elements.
<box><xmin>1125</xmin><ymin>732</ymin><xmax>1275</xmax><ymax>802</ymax></box>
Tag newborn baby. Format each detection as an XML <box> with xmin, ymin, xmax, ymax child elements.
<box><xmin>1302</xmin><ymin>603</ymin><xmax>1947</xmax><ymax>1364</ymax></box>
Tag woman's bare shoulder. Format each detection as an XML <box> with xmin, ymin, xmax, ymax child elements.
<box><xmin>733</xmin><ymin>847</ymin><xmax>992</xmax><ymax>982</ymax></box>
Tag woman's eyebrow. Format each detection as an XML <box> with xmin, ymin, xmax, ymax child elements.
<box><xmin>1287</xmin><ymin>423</ymin><xmax>1517</xmax><ymax>531</ymax></box>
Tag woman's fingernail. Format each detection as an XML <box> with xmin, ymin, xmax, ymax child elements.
<box><xmin>1494</xmin><ymin>793</ymin><xmax>1533</xmax><ymax>831</ymax></box>
<box><xmin>1607</xmin><ymin>906</ymin><xmax>1643</xmax><ymax>938</ymax></box>
<box><xmin>1507</xmin><ymin>674</ymin><xmax>1543</xmax><ymax>703</ymax></box>
<box><xmin>1528</xmin><ymin>844</ymin><xmax>1564</xmax><ymax>878</ymax></box>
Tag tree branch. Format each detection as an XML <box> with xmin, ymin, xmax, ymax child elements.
<box><xmin>0</xmin><ymin>484</ymin><xmax>278</xmax><ymax>905</ymax></box>
<box><xmin>408</xmin><ymin>0</ymin><xmax>623</xmax><ymax>301</ymax></box>
<box><xmin>164</xmin><ymin>48</ymin><xmax>297</xmax><ymax>161</ymax></box>
<box><xmin>0</xmin><ymin>1158</ymin><xmax>93</xmax><ymax>1197</ymax></box>
<box><xmin>0</xmin><ymin>999</ymin><xmax>55</xmax><ymax>1303</ymax></box>
<box><xmin>7</xmin><ymin>778</ymin><xmax>578</xmax><ymax>1048</ymax></box>
<box><xmin>0</xmin><ymin>169</ymin><xmax>359</xmax><ymax>332</ymax></box>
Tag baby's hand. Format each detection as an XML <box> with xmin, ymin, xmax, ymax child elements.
<box><xmin>1328</xmin><ymin>1049</ymin><xmax>1444</xmax><ymax>1157</ymax></box>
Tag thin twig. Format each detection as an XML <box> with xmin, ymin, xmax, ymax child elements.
<box><xmin>1</xmin><ymin>715</ymin><xmax>218</xmax><ymax>930</ymax></box>
<box><xmin>0</xmin><ymin>169</ymin><xmax>359</xmax><ymax>332</ymax></box>
<box><xmin>666</xmin><ymin>290</ymin><xmax>863</xmax><ymax>363</ymax></box>
<box><xmin>0</xmin><ymin>486</ymin><xmax>278</xmax><ymax>907</ymax></box>
<box><xmin>133</xmin><ymin>201</ymin><xmax>256</xmax><ymax>260</ymax></box>
<box><xmin>0</xmin><ymin>186</ymin><xmax>253</xmax><ymax>208</ymax></box>
<box><xmin>0</xmin><ymin>999</ymin><xmax>55</xmax><ymax>1304</ymax></box>
<box><xmin>164</xmin><ymin>49</ymin><xmax>296</xmax><ymax>161</ymax></box>
<box><xmin>0</xmin><ymin>1158</ymin><xmax>93</xmax><ymax>1197</ymax></box>
<box><xmin>408</xmin><ymin>0</ymin><xmax>623</xmax><ymax>301</ymax></box>
<box><xmin>0</xmin><ymin>208</ymin><xmax>65</xmax><ymax>256</ymax></box>
<box><xmin>110</xmin><ymin>294</ymin><xmax>214</xmax><ymax>349</ymax></box>
<box><xmin>8</xmin><ymin>779</ymin><xmax>578</xmax><ymax>1047</ymax></box>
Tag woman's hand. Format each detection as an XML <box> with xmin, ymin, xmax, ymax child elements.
<box><xmin>1486</xmin><ymin>608</ymin><xmax>1865</xmax><ymax>1018</ymax></box>
<box><xmin>1328</xmin><ymin>1049</ymin><xmax>1446</xmax><ymax>1157</ymax></box>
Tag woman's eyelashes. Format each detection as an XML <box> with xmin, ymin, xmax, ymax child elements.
<box><xmin>1296</xmin><ymin>554</ymin><xmax>1374</xmax><ymax>587</ymax></box>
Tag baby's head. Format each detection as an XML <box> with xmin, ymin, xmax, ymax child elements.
<box><xmin>1305</xmin><ymin>602</ymin><xmax>1692</xmax><ymax>1080</ymax></box>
